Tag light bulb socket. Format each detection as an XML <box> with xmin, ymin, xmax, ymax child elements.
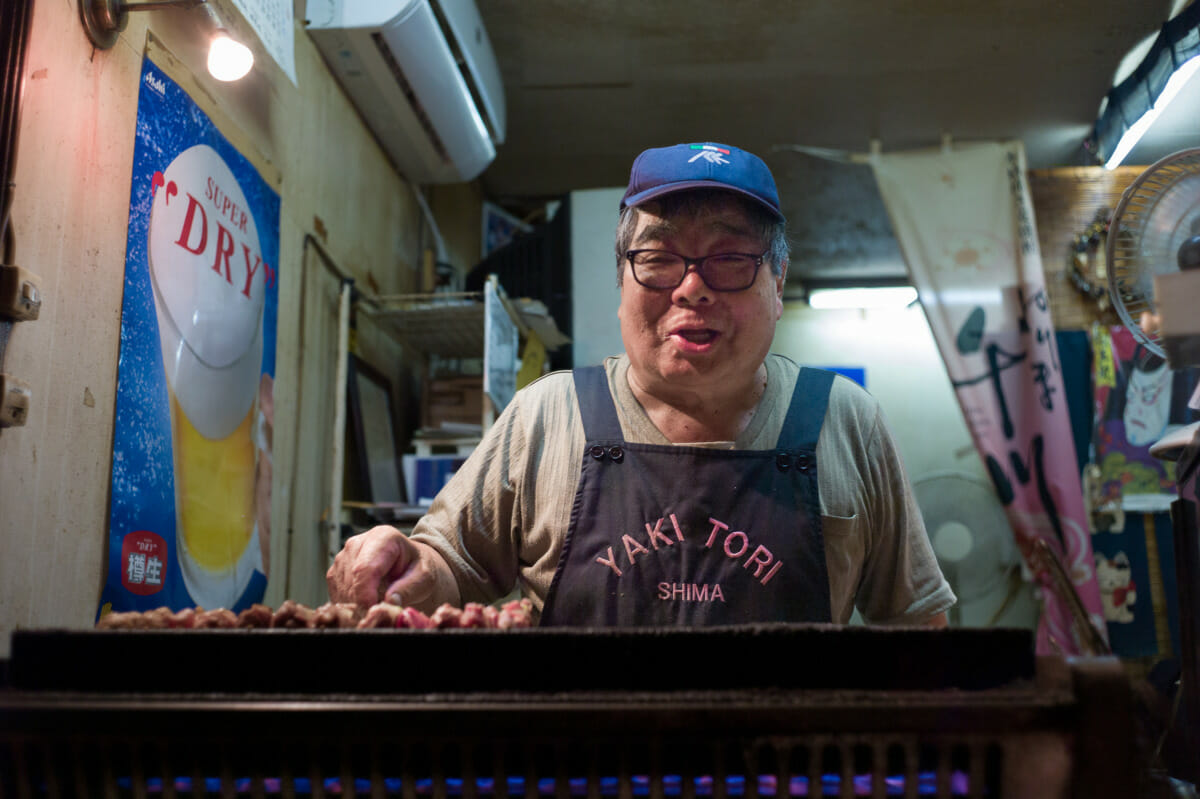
<box><xmin>78</xmin><ymin>0</ymin><xmax>209</xmax><ymax>50</ymax></box>
<box><xmin>79</xmin><ymin>0</ymin><xmax>126</xmax><ymax>49</ymax></box>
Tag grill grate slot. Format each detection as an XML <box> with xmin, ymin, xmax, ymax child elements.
<box><xmin>5</xmin><ymin>735</ymin><xmax>1015</xmax><ymax>797</ymax></box>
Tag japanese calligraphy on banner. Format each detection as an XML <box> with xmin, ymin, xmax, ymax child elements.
<box><xmin>228</xmin><ymin>0</ymin><xmax>296</xmax><ymax>85</ymax></box>
<box><xmin>871</xmin><ymin>140</ymin><xmax>1105</xmax><ymax>655</ymax></box>
<box><xmin>98</xmin><ymin>58</ymin><xmax>280</xmax><ymax>618</ymax></box>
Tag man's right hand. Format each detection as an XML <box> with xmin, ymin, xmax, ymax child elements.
<box><xmin>326</xmin><ymin>525</ymin><xmax>446</xmax><ymax>610</ymax></box>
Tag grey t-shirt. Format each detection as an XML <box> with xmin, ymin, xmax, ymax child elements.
<box><xmin>410</xmin><ymin>353</ymin><xmax>955</xmax><ymax>624</ymax></box>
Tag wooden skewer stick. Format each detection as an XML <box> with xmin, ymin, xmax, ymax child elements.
<box><xmin>1032</xmin><ymin>538</ymin><xmax>1110</xmax><ymax>656</ymax></box>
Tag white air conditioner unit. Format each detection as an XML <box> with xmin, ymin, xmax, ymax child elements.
<box><xmin>306</xmin><ymin>0</ymin><xmax>506</xmax><ymax>184</ymax></box>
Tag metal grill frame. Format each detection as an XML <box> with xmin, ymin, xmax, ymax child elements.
<box><xmin>1</xmin><ymin>650</ymin><xmax>1137</xmax><ymax>798</ymax></box>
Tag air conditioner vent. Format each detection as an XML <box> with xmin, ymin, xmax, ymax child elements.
<box><xmin>428</xmin><ymin>0</ymin><xmax>503</xmax><ymax>145</ymax></box>
<box><xmin>307</xmin><ymin>0</ymin><xmax>505</xmax><ymax>184</ymax></box>
<box><xmin>370</xmin><ymin>32</ymin><xmax>451</xmax><ymax>165</ymax></box>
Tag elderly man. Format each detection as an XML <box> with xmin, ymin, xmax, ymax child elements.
<box><xmin>328</xmin><ymin>142</ymin><xmax>954</xmax><ymax>627</ymax></box>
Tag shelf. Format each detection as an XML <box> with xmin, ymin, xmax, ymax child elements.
<box><xmin>363</xmin><ymin>294</ymin><xmax>488</xmax><ymax>360</ymax></box>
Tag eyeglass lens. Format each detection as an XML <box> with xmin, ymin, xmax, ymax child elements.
<box><xmin>629</xmin><ymin>250</ymin><xmax>761</xmax><ymax>291</ymax></box>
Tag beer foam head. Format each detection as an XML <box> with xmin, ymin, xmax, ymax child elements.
<box><xmin>149</xmin><ymin>144</ymin><xmax>267</xmax><ymax>439</ymax></box>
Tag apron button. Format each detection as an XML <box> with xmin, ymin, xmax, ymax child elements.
<box><xmin>608</xmin><ymin>446</ymin><xmax>624</xmax><ymax>462</ymax></box>
<box><xmin>776</xmin><ymin>453</ymin><xmax>791</xmax><ymax>471</ymax></box>
<box><xmin>590</xmin><ymin>445</ymin><xmax>606</xmax><ymax>460</ymax></box>
<box><xmin>796</xmin><ymin>453</ymin><xmax>811</xmax><ymax>471</ymax></box>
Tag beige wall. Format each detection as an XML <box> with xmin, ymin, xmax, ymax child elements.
<box><xmin>0</xmin><ymin>1</ymin><xmax>480</xmax><ymax>650</ymax></box>
<box><xmin>430</xmin><ymin>182</ymin><xmax>485</xmax><ymax>286</ymax></box>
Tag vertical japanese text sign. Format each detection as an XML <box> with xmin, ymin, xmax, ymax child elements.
<box><xmin>872</xmin><ymin>141</ymin><xmax>1105</xmax><ymax>654</ymax></box>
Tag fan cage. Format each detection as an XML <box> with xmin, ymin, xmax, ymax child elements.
<box><xmin>1106</xmin><ymin>147</ymin><xmax>1200</xmax><ymax>358</ymax></box>
<box><xmin>913</xmin><ymin>472</ymin><xmax>1016</xmax><ymax>604</ymax></box>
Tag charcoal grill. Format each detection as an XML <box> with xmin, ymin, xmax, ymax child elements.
<box><xmin>0</xmin><ymin>624</ymin><xmax>1137</xmax><ymax>798</ymax></box>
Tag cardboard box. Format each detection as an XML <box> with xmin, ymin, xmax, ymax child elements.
<box><xmin>423</xmin><ymin>376</ymin><xmax>483</xmax><ymax>430</ymax></box>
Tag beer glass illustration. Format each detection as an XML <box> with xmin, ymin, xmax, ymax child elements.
<box><xmin>147</xmin><ymin>143</ymin><xmax>267</xmax><ymax>610</ymax></box>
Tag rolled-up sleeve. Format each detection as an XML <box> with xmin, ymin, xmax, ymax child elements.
<box><xmin>856</xmin><ymin>406</ymin><xmax>956</xmax><ymax>624</ymax></box>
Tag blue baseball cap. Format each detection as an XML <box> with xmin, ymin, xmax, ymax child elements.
<box><xmin>620</xmin><ymin>142</ymin><xmax>783</xmax><ymax>220</ymax></box>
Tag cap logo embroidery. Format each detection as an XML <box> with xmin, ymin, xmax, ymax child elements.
<box><xmin>620</xmin><ymin>142</ymin><xmax>782</xmax><ymax>220</ymax></box>
<box><xmin>688</xmin><ymin>144</ymin><xmax>730</xmax><ymax>165</ymax></box>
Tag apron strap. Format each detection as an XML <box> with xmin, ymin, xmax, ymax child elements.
<box><xmin>575</xmin><ymin>364</ymin><xmax>836</xmax><ymax>450</ymax></box>
<box><xmin>778</xmin><ymin>367</ymin><xmax>836</xmax><ymax>452</ymax></box>
<box><xmin>573</xmin><ymin>366</ymin><xmax>625</xmax><ymax>442</ymax></box>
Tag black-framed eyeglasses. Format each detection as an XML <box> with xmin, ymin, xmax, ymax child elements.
<box><xmin>625</xmin><ymin>249</ymin><xmax>768</xmax><ymax>292</ymax></box>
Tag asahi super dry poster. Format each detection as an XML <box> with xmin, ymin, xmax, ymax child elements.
<box><xmin>98</xmin><ymin>58</ymin><xmax>280</xmax><ymax>618</ymax></box>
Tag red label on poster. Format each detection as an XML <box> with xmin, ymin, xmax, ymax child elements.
<box><xmin>121</xmin><ymin>530</ymin><xmax>167</xmax><ymax>595</ymax></box>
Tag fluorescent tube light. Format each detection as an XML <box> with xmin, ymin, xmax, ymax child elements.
<box><xmin>1105</xmin><ymin>55</ymin><xmax>1200</xmax><ymax>169</ymax></box>
<box><xmin>806</xmin><ymin>286</ymin><xmax>918</xmax><ymax>310</ymax></box>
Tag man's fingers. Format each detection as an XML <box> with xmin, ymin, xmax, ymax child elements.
<box><xmin>348</xmin><ymin>539</ymin><xmax>394</xmax><ymax>605</ymax></box>
<box><xmin>382</xmin><ymin>550</ymin><xmax>436</xmax><ymax>608</ymax></box>
<box><xmin>326</xmin><ymin>526</ymin><xmax>411</xmax><ymax>606</ymax></box>
<box><xmin>326</xmin><ymin>536</ymin><xmax>359</xmax><ymax>602</ymax></box>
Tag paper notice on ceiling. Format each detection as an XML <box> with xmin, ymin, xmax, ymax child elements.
<box><xmin>228</xmin><ymin>0</ymin><xmax>297</xmax><ymax>85</ymax></box>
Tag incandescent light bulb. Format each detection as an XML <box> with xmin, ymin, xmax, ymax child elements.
<box><xmin>208</xmin><ymin>31</ymin><xmax>253</xmax><ymax>82</ymax></box>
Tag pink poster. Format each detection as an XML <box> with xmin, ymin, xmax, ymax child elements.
<box><xmin>872</xmin><ymin>141</ymin><xmax>1105</xmax><ymax>655</ymax></box>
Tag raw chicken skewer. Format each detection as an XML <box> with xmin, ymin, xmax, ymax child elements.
<box><xmin>96</xmin><ymin>599</ymin><xmax>534</xmax><ymax>630</ymax></box>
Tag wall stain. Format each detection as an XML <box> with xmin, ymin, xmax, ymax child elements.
<box><xmin>955</xmin><ymin>248</ymin><xmax>980</xmax><ymax>267</ymax></box>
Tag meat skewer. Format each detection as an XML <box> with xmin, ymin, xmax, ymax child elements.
<box><xmin>193</xmin><ymin>608</ymin><xmax>238</xmax><ymax>629</ymax></box>
<box><xmin>398</xmin><ymin>606</ymin><xmax>435</xmax><ymax>629</ymax></box>
<box><xmin>271</xmin><ymin>599</ymin><xmax>316</xmax><ymax>629</ymax></box>
<box><xmin>357</xmin><ymin>603</ymin><xmax>403</xmax><ymax>629</ymax></box>
<box><xmin>96</xmin><ymin>598</ymin><xmax>536</xmax><ymax>630</ymax></box>
<box><xmin>236</xmin><ymin>603</ymin><xmax>274</xmax><ymax>628</ymax></box>
<box><xmin>313</xmin><ymin>602</ymin><xmax>364</xmax><ymax>628</ymax></box>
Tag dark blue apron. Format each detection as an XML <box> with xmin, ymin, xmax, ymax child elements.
<box><xmin>539</xmin><ymin>365</ymin><xmax>835</xmax><ymax>627</ymax></box>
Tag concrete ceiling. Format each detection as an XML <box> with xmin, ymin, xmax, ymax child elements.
<box><xmin>474</xmin><ymin>1</ymin><xmax>1200</xmax><ymax>285</ymax></box>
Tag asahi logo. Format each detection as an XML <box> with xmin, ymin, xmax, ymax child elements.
<box><xmin>144</xmin><ymin>72</ymin><xmax>167</xmax><ymax>97</ymax></box>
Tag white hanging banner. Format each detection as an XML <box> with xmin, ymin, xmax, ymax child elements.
<box><xmin>871</xmin><ymin>140</ymin><xmax>1106</xmax><ymax>655</ymax></box>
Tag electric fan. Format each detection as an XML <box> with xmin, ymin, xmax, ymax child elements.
<box><xmin>1108</xmin><ymin>150</ymin><xmax>1200</xmax><ymax>779</ymax></box>
<box><xmin>1106</xmin><ymin>148</ymin><xmax>1200</xmax><ymax>369</ymax></box>
<box><xmin>913</xmin><ymin>471</ymin><xmax>1019</xmax><ymax>620</ymax></box>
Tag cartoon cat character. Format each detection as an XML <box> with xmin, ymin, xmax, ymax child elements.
<box><xmin>1095</xmin><ymin>551</ymin><xmax>1136</xmax><ymax>623</ymax></box>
